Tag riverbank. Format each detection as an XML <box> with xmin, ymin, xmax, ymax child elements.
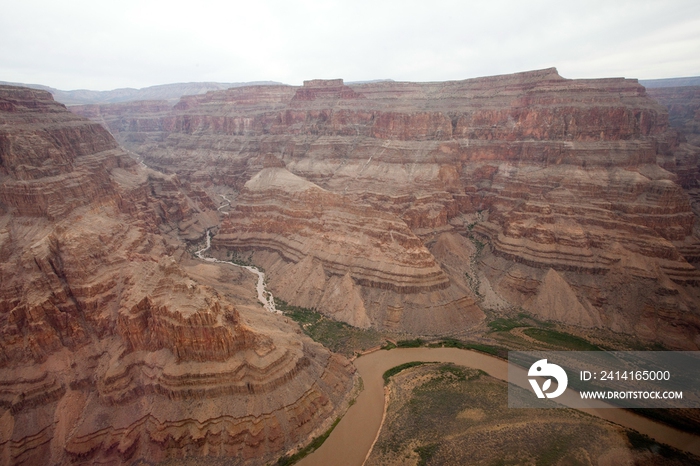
<box><xmin>298</xmin><ymin>347</ymin><xmax>700</xmax><ymax>466</ymax></box>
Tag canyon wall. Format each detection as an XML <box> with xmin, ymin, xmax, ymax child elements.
<box><xmin>647</xmin><ymin>86</ymin><xmax>700</xmax><ymax>209</ymax></box>
<box><xmin>71</xmin><ymin>69</ymin><xmax>700</xmax><ymax>348</ymax></box>
<box><xmin>0</xmin><ymin>86</ymin><xmax>355</xmax><ymax>465</ymax></box>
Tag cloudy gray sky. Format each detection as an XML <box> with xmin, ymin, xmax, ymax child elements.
<box><xmin>1</xmin><ymin>0</ymin><xmax>699</xmax><ymax>91</ymax></box>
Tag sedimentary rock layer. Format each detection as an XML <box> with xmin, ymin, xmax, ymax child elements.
<box><xmin>73</xmin><ymin>69</ymin><xmax>700</xmax><ymax>348</ymax></box>
<box><xmin>215</xmin><ymin>167</ymin><xmax>448</xmax><ymax>293</ymax></box>
<box><xmin>648</xmin><ymin>86</ymin><xmax>700</xmax><ymax>147</ymax></box>
<box><xmin>0</xmin><ymin>86</ymin><xmax>355</xmax><ymax>465</ymax></box>
<box><xmin>211</xmin><ymin>167</ymin><xmax>482</xmax><ymax>332</ymax></box>
<box><xmin>647</xmin><ymin>86</ymin><xmax>700</xmax><ymax>226</ymax></box>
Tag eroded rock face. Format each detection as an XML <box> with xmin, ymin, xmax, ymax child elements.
<box><xmin>212</xmin><ymin>167</ymin><xmax>482</xmax><ymax>332</ymax></box>
<box><xmin>647</xmin><ymin>86</ymin><xmax>700</xmax><ymax>230</ymax></box>
<box><xmin>648</xmin><ymin>86</ymin><xmax>700</xmax><ymax>147</ymax></box>
<box><xmin>72</xmin><ymin>70</ymin><xmax>700</xmax><ymax>348</ymax></box>
<box><xmin>0</xmin><ymin>86</ymin><xmax>354</xmax><ymax>465</ymax></box>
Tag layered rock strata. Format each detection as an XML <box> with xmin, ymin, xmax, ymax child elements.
<box><xmin>0</xmin><ymin>86</ymin><xmax>354</xmax><ymax>465</ymax></box>
<box><xmin>648</xmin><ymin>86</ymin><xmax>700</xmax><ymax>147</ymax></box>
<box><xmin>213</xmin><ymin>167</ymin><xmax>481</xmax><ymax>332</ymax></box>
<box><xmin>73</xmin><ymin>69</ymin><xmax>700</xmax><ymax>348</ymax></box>
<box><xmin>647</xmin><ymin>86</ymin><xmax>700</xmax><ymax>230</ymax></box>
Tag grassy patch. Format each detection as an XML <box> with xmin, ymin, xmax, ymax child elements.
<box><xmin>488</xmin><ymin>317</ymin><xmax>528</xmax><ymax>332</ymax></box>
<box><xmin>396</xmin><ymin>338</ymin><xmax>424</xmax><ymax>348</ymax></box>
<box><xmin>383</xmin><ymin>362</ymin><xmax>427</xmax><ymax>385</ymax></box>
<box><xmin>427</xmin><ymin>338</ymin><xmax>509</xmax><ymax>359</ymax></box>
<box><xmin>275</xmin><ymin>298</ymin><xmax>384</xmax><ymax>356</ymax></box>
<box><xmin>274</xmin><ymin>417</ymin><xmax>341</xmax><ymax>466</ymax></box>
<box><xmin>487</xmin><ymin>312</ymin><xmax>554</xmax><ymax>333</ymax></box>
<box><xmin>523</xmin><ymin>328</ymin><xmax>601</xmax><ymax>351</ymax></box>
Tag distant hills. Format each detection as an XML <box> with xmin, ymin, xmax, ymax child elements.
<box><xmin>0</xmin><ymin>80</ymin><xmax>283</xmax><ymax>105</ymax></box>
<box><xmin>2</xmin><ymin>74</ymin><xmax>697</xmax><ymax>106</ymax></box>
<box><xmin>639</xmin><ymin>76</ymin><xmax>700</xmax><ymax>88</ymax></box>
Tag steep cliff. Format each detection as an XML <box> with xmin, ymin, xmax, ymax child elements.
<box><xmin>647</xmin><ymin>86</ymin><xmax>700</xmax><ymax>209</ymax></box>
<box><xmin>0</xmin><ymin>86</ymin><xmax>355</xmax><ymax>465</ymax></box>
<box><xmin>647</xmin><ymin>86</ymin><xmax>700</xmax><ymax>145</ymax></box>
<box><xmin>72</xmin><ymin>69</ymin><xmax>700</xmax><ymax>348</ymax></box>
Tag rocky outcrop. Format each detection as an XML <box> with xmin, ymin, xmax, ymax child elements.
<box><xmin>213</xmin><ymin>167</ymin><xmax>482</xmax><ymax>332</ymax></box>
<box><xmin>216</xmin><ymin>168</ymin><xmax>448</xmax><ymax>293</ymax></box>
<box><xmin>73</xmin><ymin>69</ymin><xmax>700</xmax><ymax>348</ymax></box>
<box><xmin>0</xmin><ymin>86</ymin><xmax>355</xmax><ymax>465</ymax></box>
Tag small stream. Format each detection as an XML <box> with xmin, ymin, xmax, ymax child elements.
<box><xmin>195</xmin><ymin>229</ymin><xmax>279</xmax><ymax>314</ymax></box>
<box><xmin>217</xmin><ymin>194</ymin><xmax>233</xmax><ymax>213</ymax></box>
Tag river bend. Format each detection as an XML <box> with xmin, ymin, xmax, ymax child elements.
<box><xmin>298</xmin><ymin>348</ymin><xmax>700</xmax><ymax>466</ymax></box>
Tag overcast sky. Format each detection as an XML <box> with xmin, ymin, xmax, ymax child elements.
<box><xmin>1</xmin><ymin>0</ymin><xmax>699</xmax><ymax>91</ymax></box>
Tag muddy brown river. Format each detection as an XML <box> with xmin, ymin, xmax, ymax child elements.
<box><xmin>297</xmin><ymin>347</ymin><xmax>700</xmax><ymax>466</ymax></box>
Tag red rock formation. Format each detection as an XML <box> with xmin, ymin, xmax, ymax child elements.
<box><xmin>69</xmin><ymin>100</ymin><xmax>173</xmax><ymax>146</ymax></box>
<box><xmin>0</xmin><ymin>86</ymin><xmax>355</xmax><ymax>465</ymax></box>
<box><xmin>291</xmin><ymin>79</ymin><xmax>364</xmax><ymax>102</ymax></box>
<box><xmin>72</xmin><ymin>69</ymin><xmax>700</xmax><ymax>348</ymax></box>
<box><xmin>212</xmin><ymin>167</ymin><xmax>482</xmax><ymax>332</ymax></box>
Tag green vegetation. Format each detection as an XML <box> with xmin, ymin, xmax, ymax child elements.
<box><xmin>523</xmin><ymin>328</ymin><xmax>601</xmax><ymax>351</ymax></box>
<box><xmin>464</xmin><ymin>271</ymin><xmax>482</xmax><ymax>299</ymax></box>
<box><xmin>396</xmin><ymin>338</ymin><xmax>423</xmax><ymax>348</ymax></box>
<box><xmin>487</xmin><ymin>317</ymin><xmax>528</xmax><ymax>332</ymax></box>
<box><xmin>463</xmin><ymin>231</ymin><xmax>486</xmax><ymax>299</ymax></box>
<box><xmin>381</xmin><ymin>341</ymin><xmax>397</xmax><ymax>350</ymax></box>
<box><xmin>486</xmin><ymin>312</ymin><xmax>607</xmax><ymax>353</ymax></box>
<box><xmin>383</xmin><ymin>361</ymin><xmax>427</xmax><ymax>385</ymax></box>
<box><xmin>415</xmin><ymin>443</ymin><xmax>439</xmax><ymax>466</ymax></box>
<box><xmin>631</xmin><ymin>409</ymin><xmax>700</xmax><ymax>437</ymax></box>
<box><xmin>623</xmin><ymin>430</ymin><xmax>692</xmax><ymax>460</ymax></box>
<box><xmin>275</xmin><ymin>298</ymin><xmax>384</xmax><ymax>356</ymax></box>
<box><xmin>226</xmin><ymin>250</ymin><xmax>256</xmax><ymax>268</ymax></box>
<box><xmin>472</xmin><ymin>238</ymin><xmax>485</xmax><ymax>254</ymax></box>
<box><xmin>382</xmin><ymin>337</ymin><xmax>508</xmax><ymax>359</ymax></box>
<box><xmin>274</xmin><ymin>417</ymin><xmax>341</xmax><ymax>466</ymax></box>
<box><xmin>622</xmin><ymin>430</ymin><xmax>698</xmax><ymax>463</ymax></box>
<box><xmin>434</xmin><ymin>364</ymin><xmax>485</xmax><ymax>382</ymax></box>
<box><xmin>380</xmin><ymin>336</ymin><xmax>508</xmax><ymax>358</ymax></box>
<box><xmin>487</xmin><ymin>312</ymin><xmax>554</xmax><ymax>333</ymax></box>
<box><xmin>427</xmin><ymin>338</ymin><xmax>509</xmax><ymax>359</ymax></box>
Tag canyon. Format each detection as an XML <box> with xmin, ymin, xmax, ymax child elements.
<box><xmin>72</xmin><ymin>68</ymin><xmax>700</xmax><ymax>349</ymax></box>
<box><xmin>0</xmin><ymin>86</ymin><xmax>355</xmax><ymax>465</ymax></box>
<box><xmin>2</xmin><ymin>66</ymin><xmax>700</xmax><ymax>465</ymax></box>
